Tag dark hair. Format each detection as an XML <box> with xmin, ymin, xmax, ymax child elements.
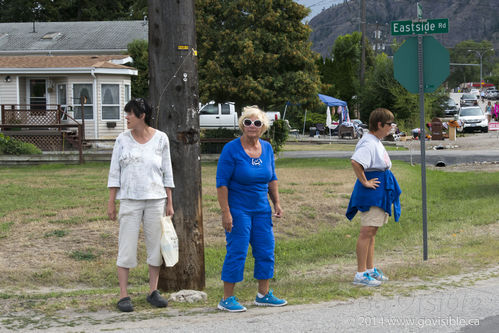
<box><xmin>124</xmin><ymin>98</ymin><xmax>152</xmax><ymax>126</ymax></box>
<box><xmin>369</xmin><ymin>108</ymin><xmax>394</xmax><ymax>131</ymax></box>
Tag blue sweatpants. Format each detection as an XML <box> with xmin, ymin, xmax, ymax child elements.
<box><xmin>221</xmin><ymin>208</ymin><xmax>275</xmax><ymax>283</ymax></box>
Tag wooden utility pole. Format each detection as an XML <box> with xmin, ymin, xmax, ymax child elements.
<box><xmin>360</xmin><ymin>0</ymin><xmax>366</xmax><ymax>87</ymax></box>
<box><xmin>148</xmin><ymin>0</ymin><xmax>205</xmax><ymax>291</ymax></box>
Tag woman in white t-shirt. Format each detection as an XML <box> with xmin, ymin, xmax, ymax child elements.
<box><xmin>347</xmin><ymin>108</ymin><xmax>401</xmax><ymax>287</ymax></box>
<box><xmin>107</xmin><ymin>98</ymin><xmax>174</xmax><ymax>312</ymax></box>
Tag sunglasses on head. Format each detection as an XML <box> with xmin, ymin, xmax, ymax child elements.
<box><xmin>243</xmin><ymin>118</ymin><xmax>263</xmax><ymax>128</ymax></box>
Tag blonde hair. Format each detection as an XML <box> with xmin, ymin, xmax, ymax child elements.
<box><xmin>238</xmin><ymin>105</ymin><xmax>270</xmax><ymax>134</ymax></box>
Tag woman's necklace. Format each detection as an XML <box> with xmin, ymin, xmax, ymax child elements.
<box><xmin>251</xmin><ymin>157</ymin><xmax>263</xmax><ymax>166</ymax></box>
<box><xmin>242</xmin><ymin>138</ymin><xmax>262</xmax><ymax>166</ymax></box>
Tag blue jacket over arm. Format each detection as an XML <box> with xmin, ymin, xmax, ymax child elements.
<box><xmin>346</xmin><ymin>169</ymin><xmax>402</xmax><ymax>221</ymax></box>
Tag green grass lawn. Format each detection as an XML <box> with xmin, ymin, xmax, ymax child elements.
<box><xmin>0</xmin><ymin>159</ymin><xmax>497</xmax><ymax>322</ymax></box>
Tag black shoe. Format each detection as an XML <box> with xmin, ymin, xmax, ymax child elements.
<box><xmin>147</xmin><ymin>290</ymin><xmax>168</xmax><ymax>308</ymax></box>
<box><xmin>117</xmin><ymin>296</ymin><xmax>134</xmax><ymax>312</ymax></box>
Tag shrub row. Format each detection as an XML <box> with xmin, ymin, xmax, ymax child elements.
<box><xmin>0</xmin><ymin>134</ymin><xmax>42</xmax><ymax>155</ymax></box>
<box><xmin>200</xmin><ymin>120</ymin><xmax>289</xmax><ymax>154</ymax></box>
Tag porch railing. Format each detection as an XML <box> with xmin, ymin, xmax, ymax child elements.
<box><xmin>1</xmin><ymin>104</ymin><xmax>66</xmax><ymax>125</ymax></box>
<box><xmin>0</xmin><ymin>104</ymin><xmax>84</xmax><ymax>163</ymax></box>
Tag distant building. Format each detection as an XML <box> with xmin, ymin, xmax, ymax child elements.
<box><xmin>0</xmin><ymin>21</ymin><xmax>147</xmax><ymax>145</ymax></box>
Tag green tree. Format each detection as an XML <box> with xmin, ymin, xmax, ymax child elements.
<box><xmin>0</xmin><ymin>0</ymin><xmax>45</xmax><ymax>22</ymax></box>
<box><xmin>359</xmin><ymin>53</ymin><xmax>396</xmax><ymax>122</ymax></box>
<box><xmin>195</xmin><ymin>0</ymin><xmax>320</xmax><ymax>111</ymax></box>
<box><xmin>315</xmin><ymin>55</ymin><xmax>336</xmax><ymax>98</ymax></box>
<box><xmin>447</xmin><ymin>40</ymin><xmax>495</xmax><ymax>88</ymax></box>
<box><xmin>126</xmin><ymin>39</ymin><xmax>149</xmax><ymax>98</ymax></box>
<box><xmin>329</xmin><ymin>32</ymin><xmax>374</xmax><ymax>106</ymax></box>
<box><xmin>488</xmin><ymin>63</ymin><xmax>499</xmax><ymax>87</ymax></box>
<box><xmin>129</xmin><ymin>0</ymin><xmax>148</xmax><ymax>20</ymax></box>
<box><xmin>0</xmin><ymin>0</ymin><xmax>138</xmax><ymax>22</ymax></box>
<box><xmin>360</xmin><ymin>52</ymin><xmax>446</xmax><ymax>130</ymax></box>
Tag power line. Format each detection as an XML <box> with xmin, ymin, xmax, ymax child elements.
<box><xmin>306</xmin><ymin>0</ymin><xmax>339</xmax><ymax>9</ymax></box>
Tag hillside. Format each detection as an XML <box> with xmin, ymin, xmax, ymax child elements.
<box><xmin>309</xmin><ymin>0</ymin><xmax>499</xmax><ymax>57</ymax></box>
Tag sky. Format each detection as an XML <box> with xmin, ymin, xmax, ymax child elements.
<box><xmin>295</xmin><ymin>0</ymin><xmax>343</xmax><ymax>21</ymax></box>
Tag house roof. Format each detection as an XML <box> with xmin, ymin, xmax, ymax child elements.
<box><xmin>0</xmin><ymin>21</ymin><xmax>148</xmax><ymax>55</ymax></box>
<box><xmin>0</xmin><ymin>55</ymin><xmax>137</xmax><ymax>75</ymax></box>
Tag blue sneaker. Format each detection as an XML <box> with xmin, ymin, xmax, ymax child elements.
<box><xmin>217</xmin><ymin>296</ymin><xmax>247</xmax><ymax>312</ymax></box>
<box><xmin>370</xmin><ymin>267</ymin><xmax>389</xmax><ymax>282</ymax></box>
<box><xmin>353</xmin><ymin>272</ymin><xmax>381</xmax><ymax>287</ymax></box>
<box><xmin>254</xmin><ymin>289</ymin><xmax>287</xmax><ymax>307</ymax></box>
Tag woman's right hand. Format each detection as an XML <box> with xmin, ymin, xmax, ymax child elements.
<box><xmin>362</xmin><ymin>177</ymin><xmax>380</xmax><ymax>189</ymax></box>
<box><xmin>107</xmin><ymin>200</ymin><xmax>117</xmax><ymax>220</ymax></box>
<box><xmin>222</xmin><ymin>211</ymin><xmax>233</xmax><ymax>233</ymax></box>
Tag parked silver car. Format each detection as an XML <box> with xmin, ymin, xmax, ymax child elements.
<box><xmin>486</xmin><ymin>90</ymin><xmax>499</xmax><ymax>100</ymax></box>
<box><xmin>456</xmin><ymin>106</ymin><xmax>488</xmax><ymax>133</ymax></box>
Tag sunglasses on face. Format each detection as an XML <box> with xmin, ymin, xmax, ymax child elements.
<box><xmin>384</xmin><ymin>122</ymin><xmax>394</xmax><ymax>126</ymax></box>
<box><xmin>243</xmin><ymin>118</ymin><xmax>263</xmax><ymax>128</ymax></box>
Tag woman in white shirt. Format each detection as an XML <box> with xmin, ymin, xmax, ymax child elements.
<box><xmin>347</xmin><ymin>108</ymin><xmax>401</xmax><ymax>287</ymax></box>
<box><xmin>107</xmin><ymin>98</ymin><xmax>174</xmax><ymax>312</ymax></box>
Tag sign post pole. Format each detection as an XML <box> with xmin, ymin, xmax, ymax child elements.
<box><xmin>417</xmin><ymin>34</ymin><xmax>429</xmax><ymax>261</ymax></box>
<box><xmin>392</xmin><ymin>4</ymin><xmax>450</xmax><ymax>261</ymax></box>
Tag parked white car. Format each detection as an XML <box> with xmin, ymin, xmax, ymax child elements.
<box><xmin>456</xmin><ymin>106</ymin><xmax>488</xmax><ymax>133</ymax></box>
<box><xmin>469</xmin><ymin>88</ymin><xmax>480</xmax><ymax>99</ymax></box>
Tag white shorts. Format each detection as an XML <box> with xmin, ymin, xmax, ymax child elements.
<box><xmin>360</xmin><ymin>206</ymin><xmax>389</xmax><ymax>227</ymax></box>
<box><xmin>116</xmin><ymin>198</ymin><xmax>165</xmax><ymax>268</ymax></box>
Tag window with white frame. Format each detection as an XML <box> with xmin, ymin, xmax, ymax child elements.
<box><xmin>124</xmin><ymin>84</ymin><xmax>131</xmax><ymax>103</ymax></box>
<box><xmin>101</xmin><ymin>84</ymin><xmax>120</xmax><ymax>120</ymax></box>
<box><xmin>57</xmin><ymin>84</ymin><xmax>68</xmax><ymax>119</ymax></box>
<box><xmin>73</xmin><ymin>84</ymin><xmax>93</xmax><ymax>119</ymax></box>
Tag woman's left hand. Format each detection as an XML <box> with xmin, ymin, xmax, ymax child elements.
<box><xmin>274</xmin><ymin>204</ymin><xmax>283</xmax><ymax>218</ymax></box>
<box><xmin>165</xmin><ymin>203</ymin><xmax>174</xmax><ymax>217</ymax></box>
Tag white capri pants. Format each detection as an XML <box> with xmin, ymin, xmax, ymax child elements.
<box><xmin>116</xmin><ymin>198</ymin><xmax>165</xmax><ymax>268</ymax></box>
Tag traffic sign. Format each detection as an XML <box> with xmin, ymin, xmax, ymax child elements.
<box><xmin>391</xmin><ymin>19</ymin><xmax>448</xmax><ymax>36</ymax></box>
<box><xmin>393</xmin><ymin>36</ymin><xmax>449</xmax><ymax>93</ymax></box>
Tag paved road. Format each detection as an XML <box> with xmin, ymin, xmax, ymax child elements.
<box><xmin>50</xmin><ymin>273</ymin><xmax>499</xmax><ymax>333</ymax></box>
<box><xmin>280</xmin><ymin>149</ymin><xmax>499</xmax><ymax>166</ymax></box>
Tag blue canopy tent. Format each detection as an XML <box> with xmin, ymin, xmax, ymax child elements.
<box><xmin>317</xmin><ymin>94</ymin><xmax>350</xmax><ymax>137</ymax></box>
<box><xmin>318</xmin><ymin>93</ymin><xmax>347</xmax><ymax>107</ymax></box>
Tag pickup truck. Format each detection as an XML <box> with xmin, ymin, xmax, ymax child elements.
<box><xmin>199</xmin><ymin>102</ymin><xmax>280</xmax><ymax>129</ymax></box>
<box><xmin>199</xmin><ymin>102</ymin><xmax>238</xmax><ymax>129</ymax></box>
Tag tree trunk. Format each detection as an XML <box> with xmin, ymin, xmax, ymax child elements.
<box><xmin>148</xmin><ymin>0</ymin><xmax>205</xmax><ymax>291</ymax></box>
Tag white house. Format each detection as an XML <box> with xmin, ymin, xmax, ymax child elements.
<box><xmin>0</xmin><ymin>21</ymin><xmax>147</xmax><ymax>148</ymax></box>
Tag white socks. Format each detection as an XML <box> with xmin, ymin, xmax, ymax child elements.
<box><xmin>356</xmin><ymin>268</ymin><xmax>375</xmax><ymax>278</ymax></box>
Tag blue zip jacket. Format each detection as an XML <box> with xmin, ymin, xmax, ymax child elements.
<box><xmin>346</xmin><ymin>169</ymin><xmax>402</xmax><ymax>222</ymax></box>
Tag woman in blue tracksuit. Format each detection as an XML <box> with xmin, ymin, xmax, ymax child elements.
<box><xmin>216</xmin><ymin>106</ymin><xmax>287</xmax><ymax>312</ymax></box>
<box><xmin>346</xmin><ymin>108</ymin><xmax>402</xmax><ymax>287</ymax></box>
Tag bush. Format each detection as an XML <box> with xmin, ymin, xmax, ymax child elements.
<box><xmin>201</xmin><ymin>128</ymin><xmax>241</xmax><ymax>139</ymax></box>
<box><xmin>200</xmin><ymin>128</ymin><xmax>240</xmax><ymax>154</ymax></box>
<box><xmin>265</xmin><ymin>119</ymin><xmax>289</xmax><ymax>153</ymax></box>
<box><xmin>0</xmin><ymin>134</ymin><xmax>42</xmax><ymax>155</ymax></box>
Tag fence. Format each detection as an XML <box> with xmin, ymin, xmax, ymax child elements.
<box><xmin>0</xmin><ymin>104</ymin><xmax>84</xmax><ymax>163</ymax></box>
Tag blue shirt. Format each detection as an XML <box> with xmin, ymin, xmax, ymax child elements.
<box><xmin>216</xmin><ymin>138</ymin><xmax>277</xmax><ymax>213</ymax></box>
<box><xmin>346</xmin><ymin>170</ymin><xmax>402</xmax><ymax>222</ymax></box>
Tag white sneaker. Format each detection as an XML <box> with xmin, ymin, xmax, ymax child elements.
<box><xmin>353</xmin><ymin>272</ymin><xmax>382</xmax><ymax>287</ymax></box>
